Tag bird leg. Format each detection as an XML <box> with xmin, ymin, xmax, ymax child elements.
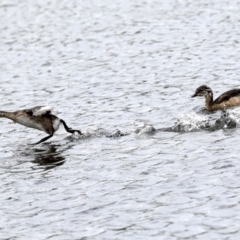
<box><xmin>30</xmin><ymin>134</ymin><xmax>54</xmax><ymax>145</ymax></box>
<box><xmin>60</xmin><ymin>119</ymin><xmax>82</xmax><ymax>135</ymax></box>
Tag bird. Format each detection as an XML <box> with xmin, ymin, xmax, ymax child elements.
<box><xmin>0</xmin><ymin>106</ymin><xmax>82</xmax><ymax>144</ymax></box>
<box><xmin>192</xmin><ymin>85</ymin><xmax>240</xmax><ymax>111</ymax></box>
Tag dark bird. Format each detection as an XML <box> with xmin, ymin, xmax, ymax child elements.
<box><xmin>192</xmin><ymin>85</ymin><xmax>240</xmax><ymax>111</ymax></box>
<box><xmin>0</xmin><ymin>106</ymin><xmax>82</xmax><ymax>144</ymax></box>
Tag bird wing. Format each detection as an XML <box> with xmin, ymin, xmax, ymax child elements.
<box><xmin>25</xmin><ymin>106</ymin><xmax>53</xmax><ymax>116</ymax></box>
<box><xmin>213</xmin><ymin>89</ymin><xmax>240</xmax><ymax>104</ymax></box>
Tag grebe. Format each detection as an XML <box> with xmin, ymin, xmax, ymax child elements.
<box><xmin>192</xmin><ymin>85</ymin><xmax>240</xmax><ymax>111</ymax></box>
<box><xmin>0</xmin><ymin>106</ymin><xmax>82</xmax><ymax>144</ymax></box>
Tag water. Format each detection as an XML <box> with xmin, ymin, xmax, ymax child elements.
<box><xmin>1</xmin><ymin>0</ymin><xmax>240</xmax><ymax>239</ymax></box>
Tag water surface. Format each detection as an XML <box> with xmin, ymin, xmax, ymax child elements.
<box><xmin>1</xmin><ymin>0</ymin><xmax>240</xmax><ymax>239</ymax></box>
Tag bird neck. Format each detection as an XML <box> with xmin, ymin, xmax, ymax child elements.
<box><xmin>0</xmin><ymin>111</ymin><xmax>17</xmax><ymax>121</ymax></box>
<box><xmin>205</xmin><ymin>91</ymin><xmax>213</xmax><ymax>110</ymax></box>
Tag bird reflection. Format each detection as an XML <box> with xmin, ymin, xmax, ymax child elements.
<box><xmin>31</xmin><ymin>144</ymin><xmax>68</xmax><ymax>170</ymax></box>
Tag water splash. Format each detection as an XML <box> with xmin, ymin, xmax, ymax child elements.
<box><xmin>133</xmin><ymin>121</ymin><xmax>156</xmax><ymax>136</ymax></box>
<box><xmin>225</xmin><ymin>107</ymin><xmax>240</xmax><ymax>126</ymax></box>
<box><xmin>210</xmin><ymin>108</ymin><xmax>240</xmax><ymax>131</ymax></box>
<box><xmin>80</xmin><ymin>127</ymin><xmax>109</xmax><ymax>138</ymax></box>
<box><xmin>174</xmin><ymin>111</ymin><xmax>210</xmax><ymax>132</ymax></box>
<box><xmin>74</xmin><ymin>127</ymin><xmax>129</xmax><ymax>139</ymax></box>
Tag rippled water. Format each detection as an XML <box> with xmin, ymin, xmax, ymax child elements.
<box><xmin>1</xmin><ymin>0</ymin><xmax>240</xmax><ymax>239</ymax></box>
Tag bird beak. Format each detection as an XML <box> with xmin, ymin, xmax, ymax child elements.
<box><xmin>191</xmin><ymin>94</ymin><xmax>197</xmax><ymax>98</ymax></box>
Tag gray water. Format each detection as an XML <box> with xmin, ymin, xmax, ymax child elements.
<box><xmin>1</xmin><ymin>0</ymin><xmax>240</xmax><ymax>239</ymax></box>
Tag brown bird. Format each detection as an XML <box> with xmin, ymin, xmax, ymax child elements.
<box><xmin>192</xmin><ymin>85</ymin><xmax>240</xmax><ymax>111</ymax></box>
<box><xmin>0</xmin><ymin>106</ymin><xmax>82</xmax><ymax>144</ymax></box>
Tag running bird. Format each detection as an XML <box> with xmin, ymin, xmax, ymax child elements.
<box><xmin>0</xmin><ymin>106</ymin><xmax>82</xmax><ymax>144</ymax></box>
<box><xmin>192</xmin><ymin>85</ymin><xmax>240</xmax><ymax>111</ymax></box>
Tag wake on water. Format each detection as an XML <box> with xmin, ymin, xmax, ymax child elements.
<box><xmin>174</xmin><ymin>111</ymin><xmax>210</xmax><ymax>132</ymax></box>
<box><xmin>67</xmin><ymin>107</ymin><xmax>240</xmax><ymax>141</ymax></box>
<box><xmin>170</xmin><ymin>107</ymin><xmax>240</xmax><ymax>133</ymax></box>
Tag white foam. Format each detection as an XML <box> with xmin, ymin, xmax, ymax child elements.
<box><xmin>225</xmin><ymin>107</ymin><xmax>240</xmax><ymax>126</ymax></box>
<box><xmin>176</xmin><ymin>111</ymin><xmax>209</xmax><ymax>132</ymax></box>
<box><xmin>133</xmin><ymin>121</ymin><xmax>155</xmax><ymax>135</ymax></box>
